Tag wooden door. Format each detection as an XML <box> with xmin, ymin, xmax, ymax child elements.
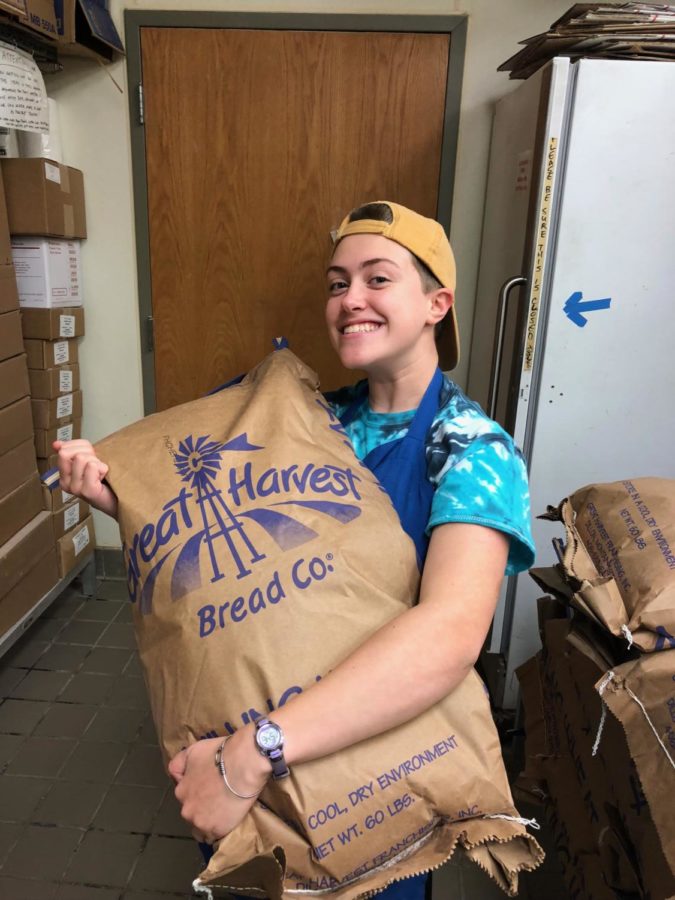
<box><xmin>140</xmin><ymin>27</ymin><xmax>451</xmax><ymax>410</ymax></box>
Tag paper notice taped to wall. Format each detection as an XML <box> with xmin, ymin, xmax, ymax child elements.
<box><xmin>0</xmin><ymin>43</ymin><xmax>48</xmax><ymax>133</ymax></box>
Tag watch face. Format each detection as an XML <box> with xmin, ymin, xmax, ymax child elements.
<box><xmin>257</xmin><ymin>723</ymin><xmax>282</xmax><ymax>752</ymax></box>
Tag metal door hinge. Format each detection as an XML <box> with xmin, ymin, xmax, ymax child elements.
<box><xmin>138</xmin><ymin>83</ymin><xmax>145</xmax><ymax>126</ymax></box>
<box><xmin>144</xmin><ymin>315</ymin><xmax>154</xmax><ymax>352</ymax></box>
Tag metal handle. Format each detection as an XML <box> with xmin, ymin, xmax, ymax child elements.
<box><xmin>144</xmin><ymin>315</ymin><xmax>154</xmax><ymax>353</ymax></box>
<box><xmin>488</xmin><ymin>276</ymin><xmax>527</xmax><ymax>420</ymax></box>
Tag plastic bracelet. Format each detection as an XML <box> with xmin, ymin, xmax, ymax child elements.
<box><xmin>214</xmin><ymin>738</ymin><xmax>260</xmax><ymax>800</ymax></box>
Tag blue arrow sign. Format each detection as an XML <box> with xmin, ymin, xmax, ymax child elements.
<box><xmin>564</xmin><ymin>291</ymin><xmax>612</xmax><ymax>327</ymax></box>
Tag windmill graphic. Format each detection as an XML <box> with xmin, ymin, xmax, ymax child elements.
<box><xmin>153</xmin><ymin>432</ymin><xmax>363</xmax><ymax>607</ymax></box>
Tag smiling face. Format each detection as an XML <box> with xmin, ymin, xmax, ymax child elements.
<box><xmin>325</xmin><ymin>234</ymin><xmax>451</xmax><ymax>377</ymax></box>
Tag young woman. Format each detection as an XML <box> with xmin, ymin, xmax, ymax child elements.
<box><xmin>55</xmin><ymin>201</ymin><xmax>534</xmax><ymax>900</ymax></box>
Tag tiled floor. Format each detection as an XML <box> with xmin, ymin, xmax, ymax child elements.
<box><xmin>0</xmin><ymin>577</ymin><xmax>566</xmax><ymax>899</ymax></box>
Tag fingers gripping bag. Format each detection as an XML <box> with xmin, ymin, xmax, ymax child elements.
<box><xmin>95</xmin><ymin>350</ymin><xmax>544</xmax><ymax>899</ymax></box>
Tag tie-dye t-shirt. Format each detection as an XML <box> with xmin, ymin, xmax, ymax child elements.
<box><xmin>328</xmin><ymin>377</ymin><xmax>535</xmax><ymax>576</ymax></box>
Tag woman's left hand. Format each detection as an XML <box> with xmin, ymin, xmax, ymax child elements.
<box><xmin>168</xmin><ymin>735</ymin><xmax>265</xmax><ymax>844</ymax></box>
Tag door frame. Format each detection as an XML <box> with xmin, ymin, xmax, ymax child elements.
<box><xmin>125</xmin><ymin>11</ymin><xmax>467</xmax><ymax>414</ymax></box>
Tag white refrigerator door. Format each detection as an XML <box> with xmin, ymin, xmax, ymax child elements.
<box><xmin>503</xmin><ymin>59</ymin><xmax>675</xmax><ymax>706</ymax></box>
<box><xmin>468</xmin><ymin>58</ymin><xmax>572</xmax><ymax>658</ymax></box>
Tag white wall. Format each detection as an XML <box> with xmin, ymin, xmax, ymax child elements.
<box><xmin>46</xmin><ymin>0</ymin><xmax>575</xmax><ymax>547</ymax></box>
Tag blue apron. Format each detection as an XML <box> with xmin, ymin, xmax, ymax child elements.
<box><xmin>202</xmin><ymin>369</ymin><xmax>443</xmax><ymax>900</ymax></box>
<box><xmin>339</xmin><ymin>367</ymin><xmax>443</xmax><ymax>569</ymax></box>
<box><xmin>334</xmin><ymin>369</ymin><xmax>443</xmax><ymax>900</ymax></box>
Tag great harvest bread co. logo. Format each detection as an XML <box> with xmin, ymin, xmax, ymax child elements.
<box><xmin>123</xmin><ymin>424</ymin><xmax>363</xmax><ymax>630</ymax></box>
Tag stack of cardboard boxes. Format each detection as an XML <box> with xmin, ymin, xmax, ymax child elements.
<box><xmin>0</xmin><ymin>158</ymin><xmax>95</xmax><ymax>637</ymax></box>
<box><xmin>0</xmin><ymin>173</ymin><xmax>60</xmax><ymax>637</ymax></box>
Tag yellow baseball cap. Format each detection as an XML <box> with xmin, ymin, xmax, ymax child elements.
<box><xmin>333</xmin><ymin>201</ymin><xmax>459</xmax><ymax>370</ymax></box>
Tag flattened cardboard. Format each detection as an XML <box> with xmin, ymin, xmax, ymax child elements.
<box><xmin>0</xmin><ymin>438</ymin><xmax>37</xmax><ymax>503</ymax></box>
<box><xmin>28</xmin><ymin>363</ymin><xmax>80</xmax><ymax>399</ymax></box>
<box><xmin>31</xmin><ymin>390</ymin><xmax>82</xmax><ymax>429</ymax></box>
<box><xmin>0</xmin><ymin>548</ymin><xmax>58</xmax><ymax>637</ymax></box>
<box><xmin>56</xmin><ymin>513</ymin><xmax>94</xmax><ymax>577</ymax></box>
<box><xmin>24</xmin><ymin>337</ymin><xmax>78</xmax><ymax>369</ymax></box>
<box><xmin>0</xmin><ymin>509</ymin><xmax>53</xmax><ymax>600</ymax></box>
<box><xmin>34</xmin><ymin>417</ymin><xmax>80</xmax><ymax>458</ymax></box>
<box><xmin>97</xmin><ymin>349</ymin><xmax>544</xmax><ymax>898</ymax></box>
<box><xmin>1</xmin><ymin>159</ymin><xmax>86</xmax><ymax>238</ymax></box>
<box><xmin>0</xmin><ymin>396</ymin><xmax>32</xmax><ymax>457</ymax></box>
<box><xmin>0</xmin><ymin>309</ymin><xmax>23</xmax><ymax>362</ymax></box>
<box><xmin>21</xmin><ymin>306</ymin><xmax>84</xmax><ymax>339</ymax></box>
<box><xmin>515</xmin><ymin>653</ymin><xmax>547</xmax><ymax>785</ymax></box>
<box><xmin>0</xmin><ymin>474</ymin><xmax>42</xmax><ymax>547</ymax></box>
<box><xmin>51</xmin><ymin>497</ymin><xmax>89</xmax><ymax>541</ymax></box>
<box><xmin>0</xmin><ymin>265</ymin><xmax>19</xmax><ymax>314</ymax></box>
<box><xmin>0</xmin><ymin>353</ymin><xmax>29</xmax><ymax>409</ymax></box>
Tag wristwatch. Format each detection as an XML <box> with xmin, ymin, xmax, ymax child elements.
<box><xmin>254</xmin><ymin>717</ymin><xmax>290</xmax><ymax>780</ymax></box>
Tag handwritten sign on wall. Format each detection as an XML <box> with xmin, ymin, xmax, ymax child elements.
<box><xmin>0</xmin><ymin>44</ymin><xmax>48</xmax><ymax>133</ymax></box>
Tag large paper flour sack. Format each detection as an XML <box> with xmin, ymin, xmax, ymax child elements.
<box><xmin>545</xmin><ymin>478</ymin><xmax>675</xmax><ymax>651</ymax></box>
<box><xmin>96</xmin><ymin>350</ymin><xmax>543</xmax><ymax>898</ymax></box>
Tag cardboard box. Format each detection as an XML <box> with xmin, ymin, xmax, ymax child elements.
<box><xmin>0</xmin><ymin>474</ymin><xmax>42</xmax><ymax>547</ymax></box>
<box><xmin>41</xmin><ymin>480</ymin><xmax>74</xmax><ymax>513</ymax></box>
<box><xmin>1</xmin><ymin>159</ymin><xmax>86</xmax><ymax>238</ymax></box>
<box><xmin>0</xmin><ymin>438</ymin><xmax>37</xmax><ymax>503</ymax></box>
<box><xmin>21</xmin><ymin>306</ymin><xmax>84</xmax><ymax>339</ymax></box>
<box><xmin>51</xmin><ymin>496</ymin><xmax>89</xmax><ymax>541</ymax></box>
<box><xmin>56</xmin><ymin>513</ymin><xmax>94</xmax><ymax>577</ymax></box>
<box><xmin>0</xmin><ymin>509</ymin><xmax>53</xmax><ymax>599</ymax></box>
<box><xmin>28</xmin><ymin>363</ymin><xmax>80</xmax><ymax>399</ymax></box>
<box><xmin>18</xmin><ymin>0</ymin><xmax>58</xmax><ymax>39</ymax></box>
<box><xmin>24</xmin><ymin>337</ymin><xmax>78</xmax><ymax>369</ymax></box>
<box><xmin>34</xmin><ymin>418</ymin><xmax>80</xmax><ymax>457</ymax></box>
<box><xmin>0</xmin><ymin>309</ymin><xmax>23</xmax><ymax>362</ymax></box>
<box><xmin>0</xmin><ymin>548</ymin><xmax>59</xmax><ymax>637</ymax></box>
<box><xmin>37</xmin><ymin>453</ymin><xmax>58</xmax><ymax>475</ymax></box>
<box><xmin>0</xmin><ymin>353</ymin><xmax>29</xmax><ymax>409</ymax></box>
<box><xmin>0</xmin><ymin>265</ymin><xmax>19</xmax><ymax>314</ymax></box>
<box><xmin>12</xmin><ymin>239</ymin><xmax>82</xmax><ymax>308</ymax></box>
<box><xmin>54</xmin><ymin>0</ymin><xmax>124</xmax><ymax>61</ymax></box>
<box><xmin>0</xmin><ymin>396</ymin><xmax>32</xmax><ymax>457</ymax></box>
<box><xmin>31</xmin><ymin>390</ymin><xmax>82</xmax><ymax>429</ymax></box>
<box><xmin>0</xmin><ymin>166</ymin><xmax>12</xmax><ymax>267</ymax></box>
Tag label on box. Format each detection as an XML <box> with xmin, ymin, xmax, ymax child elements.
<box><xmin>44</xmin><ymin>161</ymin><xmax>61</xmax><ymax>184</ymax></box>
<box><xmin>53</xmin><ymin>341</ymin><xmax>69</xmax><ymax>365</ymax></box>
<box><xmin>59</xmin><ymin>315</ymin><xmax>75</xmax><ymax>338</ymax></box>
<box><xmin>64</xmin><ymin>504</ymin><xmax>80</xmax><ymax>531</ymax></box>
<box><xmin>59</xmin><ymin>370</ymin><xmax>73</xmax><ymax>392</ymax></box>
<box><xmin>56</xmin><ymin>423</ymin><xmax>73</xmax><ymax>441</ymax></box>
<box><xmin>56</xmin><ymin>394</ymin><xmax>73</xmax><ymax>418</ymax></box>
<box><xmin>62</xmin><ymin>489</ymin><xmax>73</xmax><ymax>504</ymax></box>
<box><xmin>72</xmin><ymin>524</ymin><xmax>90</xmax><ymax>555</ymax></box>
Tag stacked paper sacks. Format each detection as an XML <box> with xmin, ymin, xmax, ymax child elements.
<box><xmin>517</xmin><ymin>478</ymin><xmax>675</xmax><ymax>899</ymax></box>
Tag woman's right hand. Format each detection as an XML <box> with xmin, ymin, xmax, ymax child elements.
<box><xmin>53</xmin><ymin>439</ymin><xmax>119</xmax><ymax>520</ymax></box>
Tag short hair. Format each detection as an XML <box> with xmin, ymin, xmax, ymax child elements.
<box><xmin>346</xmin><ymin>203</ymin><xmax>443</xmax><ymax>295</ymax></box>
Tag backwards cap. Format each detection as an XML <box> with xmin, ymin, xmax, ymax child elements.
<box><xmin>333</xmin><ymin>201</ymin><xmax>459</xmax><ymax>370</ymax></box>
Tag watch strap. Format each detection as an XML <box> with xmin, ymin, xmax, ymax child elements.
<box><xmin>255</xmin><ymin>717</ymin><xmax>290</xmax><ymax>780</ymax></box>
